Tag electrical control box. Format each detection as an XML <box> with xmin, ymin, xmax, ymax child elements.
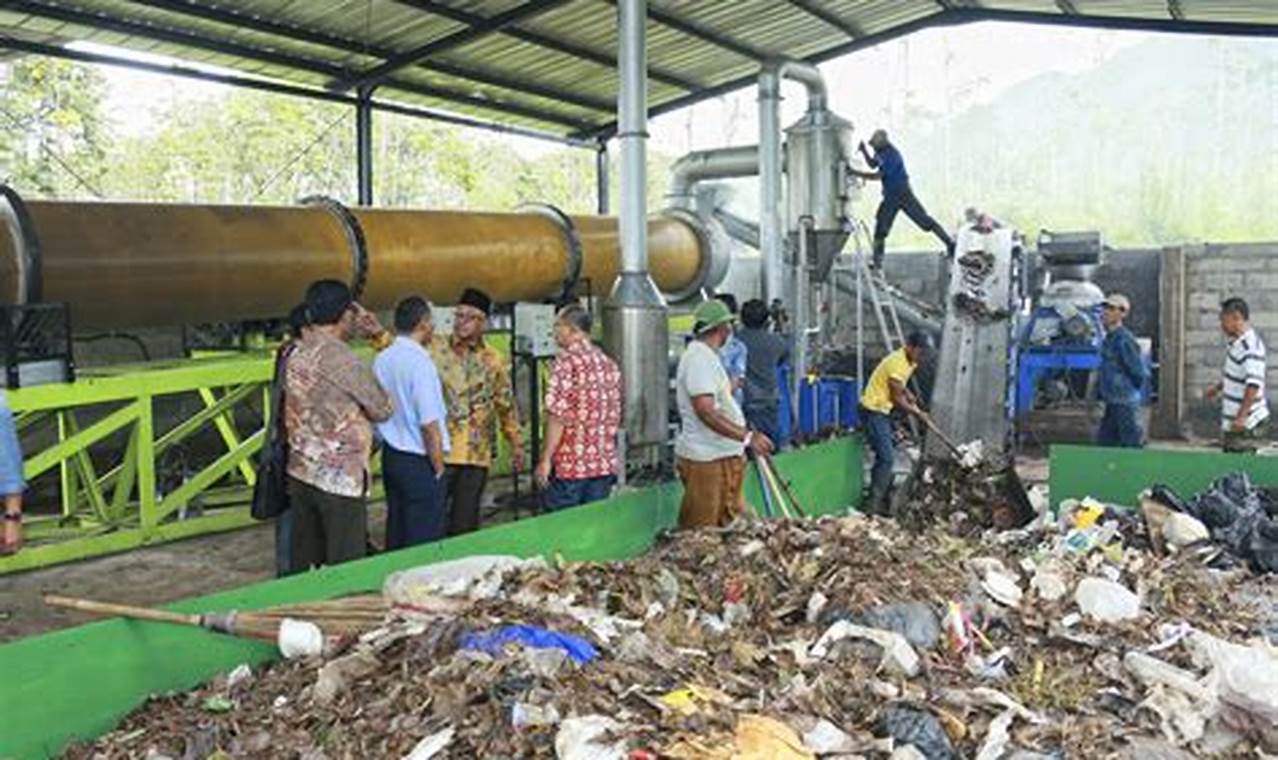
<box><xmin>513</xmin><ymin>302</ymin><xmax>557</xmax><ymax>358</ymax></box>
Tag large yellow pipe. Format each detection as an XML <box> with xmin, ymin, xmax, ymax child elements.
<box><xmin>0</xmin><ymin>195</ymin><xmax>708</xmax><ymax>330</ymax></box>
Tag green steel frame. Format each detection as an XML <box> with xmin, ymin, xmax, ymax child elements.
<box><xmin>0</xmin><ymin>353</ymin><xmax>279</xmax><ymax>575</ymax></box>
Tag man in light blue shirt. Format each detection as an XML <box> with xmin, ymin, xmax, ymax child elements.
<box><xmin>1</xmin><ymin>389</ymin><xmax>24</xmax><ymax>555</ymax></box>
<box><xmin>716</xmin><ymin>294</ymin><xmax>748</xmax><ymax>408</ymax></box>
<box><xmin>374</xmin><ymin>296</ymin><xmax>450</xmax><ymax>549</ymax></box>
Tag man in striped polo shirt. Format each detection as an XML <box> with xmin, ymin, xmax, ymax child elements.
<box><xmin>1206</xmin><ymin>297</ymin><xmax>1271</xmax><ymax>453</ymax></box>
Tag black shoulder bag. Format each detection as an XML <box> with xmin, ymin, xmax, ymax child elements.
<box><xmin>250</xmin><ymin>342</ymin><xmax>296</xmax><ymax>520</ymax></box>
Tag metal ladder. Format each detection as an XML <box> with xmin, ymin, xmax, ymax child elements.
<box><xmin>852</xmin><ymin>219</ymin><xmax>921</xmax><ymax>436</ymax></box>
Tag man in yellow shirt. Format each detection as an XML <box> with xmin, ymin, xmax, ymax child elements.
<box><xmin>859</xmin><ymin>331</ymin><xmax>931</xmax><ymax>512</ymax></box>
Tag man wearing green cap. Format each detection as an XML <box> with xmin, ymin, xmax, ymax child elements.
<box><xmin>675</xmin><ymin>299</ymin><xmax>775</xmax><ymax>528</ymax></box>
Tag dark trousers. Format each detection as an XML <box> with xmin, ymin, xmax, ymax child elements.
<box><xmin>543</xmin><ymin>474</ymin><xmax>616</xmax><ymax>512</ymax></box>
<box><xmin>1097</xmin><ymin>403</ymin><xmax>1144</xmax><ymax>448</ymax></box>
<box><xmin>872</xmin><ymin>186</ymin><xmax>954</xmax><ymax>266</ymax></box>
<box><xmin>744</xmin><ymin>402</ymin><xmax>782</xmax><ymax>451</ymax></box>
<box><xmin>863</xmin><ymin>409</ymin><xmax>896</xmax><ymax>510</ymax></box>
<box><xmin>287</xmin><ymin>476</ymin><xmax>367</xmax><ymax>570</ymax></box>
<box><xmin>383</xmin><ymin>445</ymin><xmax>446</xmax><ymax>550</ymax></box>
<box><xmin>274</xmin><ymin>508</ymin><xmax>296</xmax><ymax>577</ymax></box>
<box><xmin>445</xmin><ymin>464</ymin><xmax>489</xmax><ymax>536</ymax></box>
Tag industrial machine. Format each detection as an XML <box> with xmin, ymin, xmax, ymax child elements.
<box><xmin>1016</xmin><ymin>230</ymin><xmax>1123</xmax><ymax>415</ymax></box>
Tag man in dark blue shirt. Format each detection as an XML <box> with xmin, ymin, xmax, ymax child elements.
<box><xmin>1096</xmin><ymin>292</ymin><xmax>1148</xmax><ymax>448</ymax></box>
<box><xmin>852</xmin><ymin>129</ymin><xmax>955</xmax><ymax>269</ymax></box>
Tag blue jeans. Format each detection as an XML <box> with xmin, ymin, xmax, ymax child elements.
<box><xmin>383</xmin><ymin>445</ymin><xmax>446</xmax><ymax>550</ymax></box>
<box><xmin>543</xmin><ymin>475</ymin><xmax>617</xmax><ymax>512</ymax></box>
<box><xmin>744</xmin><ymin>402</ymin><xmax>782</xmax><ymax>452</ymax></box>
<box><xmin>1097</xmin><ymin>403</ymin><xmax>1143</xmax><ymax>448</ymax></box>
<box><xmin>863</xmin><ymin>410</ymin><xmax>895</xmax><ymax>505</ymax></box>
<box><xmin>0</xmin><ymin>403</ymin><xmax>24</xmax><ymax>496</ymax></box>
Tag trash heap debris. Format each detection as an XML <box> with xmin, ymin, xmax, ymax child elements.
<box><xmin>64</xmin><ymin>508</ymin><xmax>1278</xmax><ymax>760</ymax></box>
<box><xmin>897</xmin><ymin>458</ymin><xmax>1037</xmax><ymax>535</ymax></box>
<box><xmin>1144</xmin><ymin>471</ymin><xmax>1278</xmax><ymax>574</ymax></box>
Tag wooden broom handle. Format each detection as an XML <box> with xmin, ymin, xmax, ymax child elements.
<box><xmin>43</xmin><ymin>594</ymin><xmax>201</xmax><ymax>627</ymax></box>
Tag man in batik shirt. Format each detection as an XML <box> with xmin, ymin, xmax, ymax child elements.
<box><xmin>284</xmin><ymin>279</ymin><xmax>393</xmax><ymax>569</ymax></box>
<box><xmin>533</xmin><ymin>304</ymin><xmax>622</xmax><ymax>511</ymax></box>
<box><xmin>430</xmin><ymin>288</ymin><xmax>523</xmax><ymax>536</ymax></box>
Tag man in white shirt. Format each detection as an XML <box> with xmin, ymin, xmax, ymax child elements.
<box><xmin>1207</xmin><ymin>297</ymin><xmax>1271</xmax><ymax>453</ymax></box>
<box><xmin>374</xmin><ymin>297</ymin><xmax>450</xmax><ymax>548</ymax></box>
<box><xmin>675</xmin><ymin>299</ymin><xmax>774</xmax><ymax>528</ymax></box>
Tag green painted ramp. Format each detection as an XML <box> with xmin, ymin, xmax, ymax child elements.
<box><xmin>1049</xmin><ymin>443</ymin><xmax>1278</xmax><ymax>508</ymax></box>
<box><xmin>0</xmin><ymin>438</ymin><xmax>862</xmax><ymax>760</ymax></box>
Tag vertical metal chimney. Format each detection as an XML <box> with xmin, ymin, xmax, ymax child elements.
<box><xmin>603</xmin><ymin>0</ymin><xmax>669</xmax><ymax>460</ymax></box>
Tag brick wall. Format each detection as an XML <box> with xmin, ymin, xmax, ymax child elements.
<box><xmin>1178</xmin><ymin>242</ymin><xmax>1278</xmax><ymax>435</ymax></box>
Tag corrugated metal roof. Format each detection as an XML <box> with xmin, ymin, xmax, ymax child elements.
<box><xmin>1</xmin><ymin>0</ymin><xmax>1276</xmax><ymax>141</ymax></box>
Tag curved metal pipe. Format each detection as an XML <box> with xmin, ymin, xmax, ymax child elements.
<box><xmin>759</xmin><ymin>58</ymin><xmax>829</xmax><ymax>304</ymax></box>
<box><xmin>666</xmin><ymin>146</ymin><xmax>759</xmax><ymax>207</ymax></box>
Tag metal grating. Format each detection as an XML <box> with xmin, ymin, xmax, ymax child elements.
<box><xmin>0</xmin><ymin>0</ymin><xmax>1276</xmax><ymax>142</ymax></box>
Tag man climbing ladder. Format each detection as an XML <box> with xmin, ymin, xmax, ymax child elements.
<box><xmin>852</xmin><ymin>129</ymin><xmax>955</xmax><ymax>269</ymax></box>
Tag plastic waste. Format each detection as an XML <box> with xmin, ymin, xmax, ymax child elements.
<box><xmin>810</xmin><ymin>620</ymin><xmax>921</xmax><ymax>677</ymax></box>
<box><xmin>800</xmin><ymin>717</ymin><xmax>859</xmax><ymax>754</ymax></box>
<box><xmin>975</xmin><ymin>709</ymin><xmax>1014</xmax><ymax>760</ymax></box>
<box><xmin>1071</xmin><ymin>497</ymin><xmax>1106</xmax><ymax>529</ymax></box>
<box><xmin>1149</xmin><ymin>474</ymin><xmax>1278</xmax><ymax>572</ymax></box>
<box><xmin>314</xmin><ymin>650</ymin><xmax>380</xmax><ymax>705</ymax></box>
<box><xmin>1074</xmin><ymin>577</ymin><xmax>1140</xmax><ymax>624</ymax></box>
<box><xmin>511</xmin><ymin>702</ymin><xmax>561</xmax><ymax>730</ymax></box>
<box><xmin>880</xmin><ymin>704</ymin><xmax>956</xmax><ymax>760</ymax></box>
<box><xmin>852</xmin><ymin>601</ymin><xmax>942</xmax><ymax>650</ymax></box>
<box><xmin>658</xmin><ymin>684</ymin><xmax>731</xmax><ymax>716</ymax></box>
<box><xmin>277</xmin><ymin>618</ymin><xmax>324</xmax><ymax>659</ymax></box>
<box><xmin>982</xmin><ymin>570</ymin><xmax>1023</xmax><ymax>608</ymax></box>
<box><xmin>554</xmin><ymin>715</ymin><xmax>626</xmax><ymax>760</ymax></box>
<box><xmin>402</xmin><ymin>726</ymin><xmax>455</xmax><ymax>760</ymax></box>
<box><xmin>460</xmin><ymin>625</ymin><xmax>598</xmax><ymax>664</ymax></box>
<box><xmin>383</xmin><ymin>555</ymin><xmax>546</xmax><ymax>604</ymax></box>
<box><xmin>1030</xmin><ymin>567</ymin><xmax>1068</xmax><ymax>602</ymax></box>
<box><xmin>1183</xmin><ymin>628</ymin><xmax>1278</xmax><ymax>747</ymax></box>
<box><xmin>734</xmin><ymin>714</ymin><xmax>815</xmax><ymax>760</ymax></box>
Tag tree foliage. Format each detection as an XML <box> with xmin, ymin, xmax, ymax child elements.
<box><xmin>0</xmin><ymin>58</ymin><xmax>110</xmax><ymax>197</ymax></box>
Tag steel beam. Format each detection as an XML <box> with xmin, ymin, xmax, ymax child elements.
<box><xmin>603</xmin><ymin>0</ymin><xmax>768</xmax><ymax>61</ymax></box>
<box><xmin>7</xmin><ymin>2</ymin><xmax>596</xmax><ymax>133</ymax></box>
<box><xmin>356</xmin><ymin>88</ymin><xmax>375</xmax><ymax>205</ymax></box>
<box><xmin>596</xmin><ymin>141</ymin><xmax>610</xmax><ymax>214</ymax></box>
<box><xmin>124</xmin><ymin>0</ymin><xmax>614</xmax><ymax>113</ymax></box>
<box><xmin>392</xmin><ymin>0</ymin><xmax>701</xmax><ymax>92</ymax></box>
<box><xmin>953</xmin><ymin>7</ymin><xmax>1278</xmax><ymax>36</ymax></box>
<box><xmin>7</xmin><ymin>0</ymin><xmax>351</xmax><ymax>78</ymax></box>
<box><xmin>579</xmin><ymin>12</ymin><xmax>949</xmax><ymax>139</ymax></box>
<box><xmin>787</xmin><ymin>0</ymin><xmax>863</xmax><ymax>38</ymax></box>
<box><xmin>333</xmin><ymin>0</ymin><xmax>571</xmax><ymax>91</ymax></box>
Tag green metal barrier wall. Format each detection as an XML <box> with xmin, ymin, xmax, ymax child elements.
<box><xmin>1049</xmin><ymin>443</ymin><xmax>1278</xmax><ymax>508</ymax></box>
<box><xmin>0</xmin><ymin>437</ymin><xmax>862</xmax><ymax>760</ymax></box>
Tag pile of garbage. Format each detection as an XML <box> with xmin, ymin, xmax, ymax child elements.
<box><xmin>66</xmin><ymin>507</ymin><xmax>1277</xmax><ymax>759</ymax></box>
<box><xmin>1143</xmin><ymin>471</ymin><xmax>1278</xmax><ymax>574</ymax></box>
<box><xmin>898</xmin><ymin>457</ymin><xmax>1038</xmax><ymax>535</ymax></box>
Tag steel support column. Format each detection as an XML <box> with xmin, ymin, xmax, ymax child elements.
<box><xmin>603</xmin><ymin>0</ymin><xmax>668</xmax><ymax>459</ymax></box>
<box><xmin>595</xmin><ymin>141</ymin><xmax>610</xmax><ymax>214</ymax></box>
<box><xmin>356</xmin><ymin>88</ymin><xmax>374</xmax><ymax>206</ymax></box>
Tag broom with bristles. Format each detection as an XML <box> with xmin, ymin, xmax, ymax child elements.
<box><xmin>43</xmin><ymin>593</ymin><xmax>392</xmax><ymax>641</ymax></box>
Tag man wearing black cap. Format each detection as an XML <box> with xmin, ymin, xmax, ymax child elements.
<box><xmin>430</xmin><ymin>288</ymin><xmax>523</xmax><ymax>536</ymax></box>
<box><xmin>282</xmin><ymin>279</ymin><xmax>394</xmax><ymax>569</ymax></box>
